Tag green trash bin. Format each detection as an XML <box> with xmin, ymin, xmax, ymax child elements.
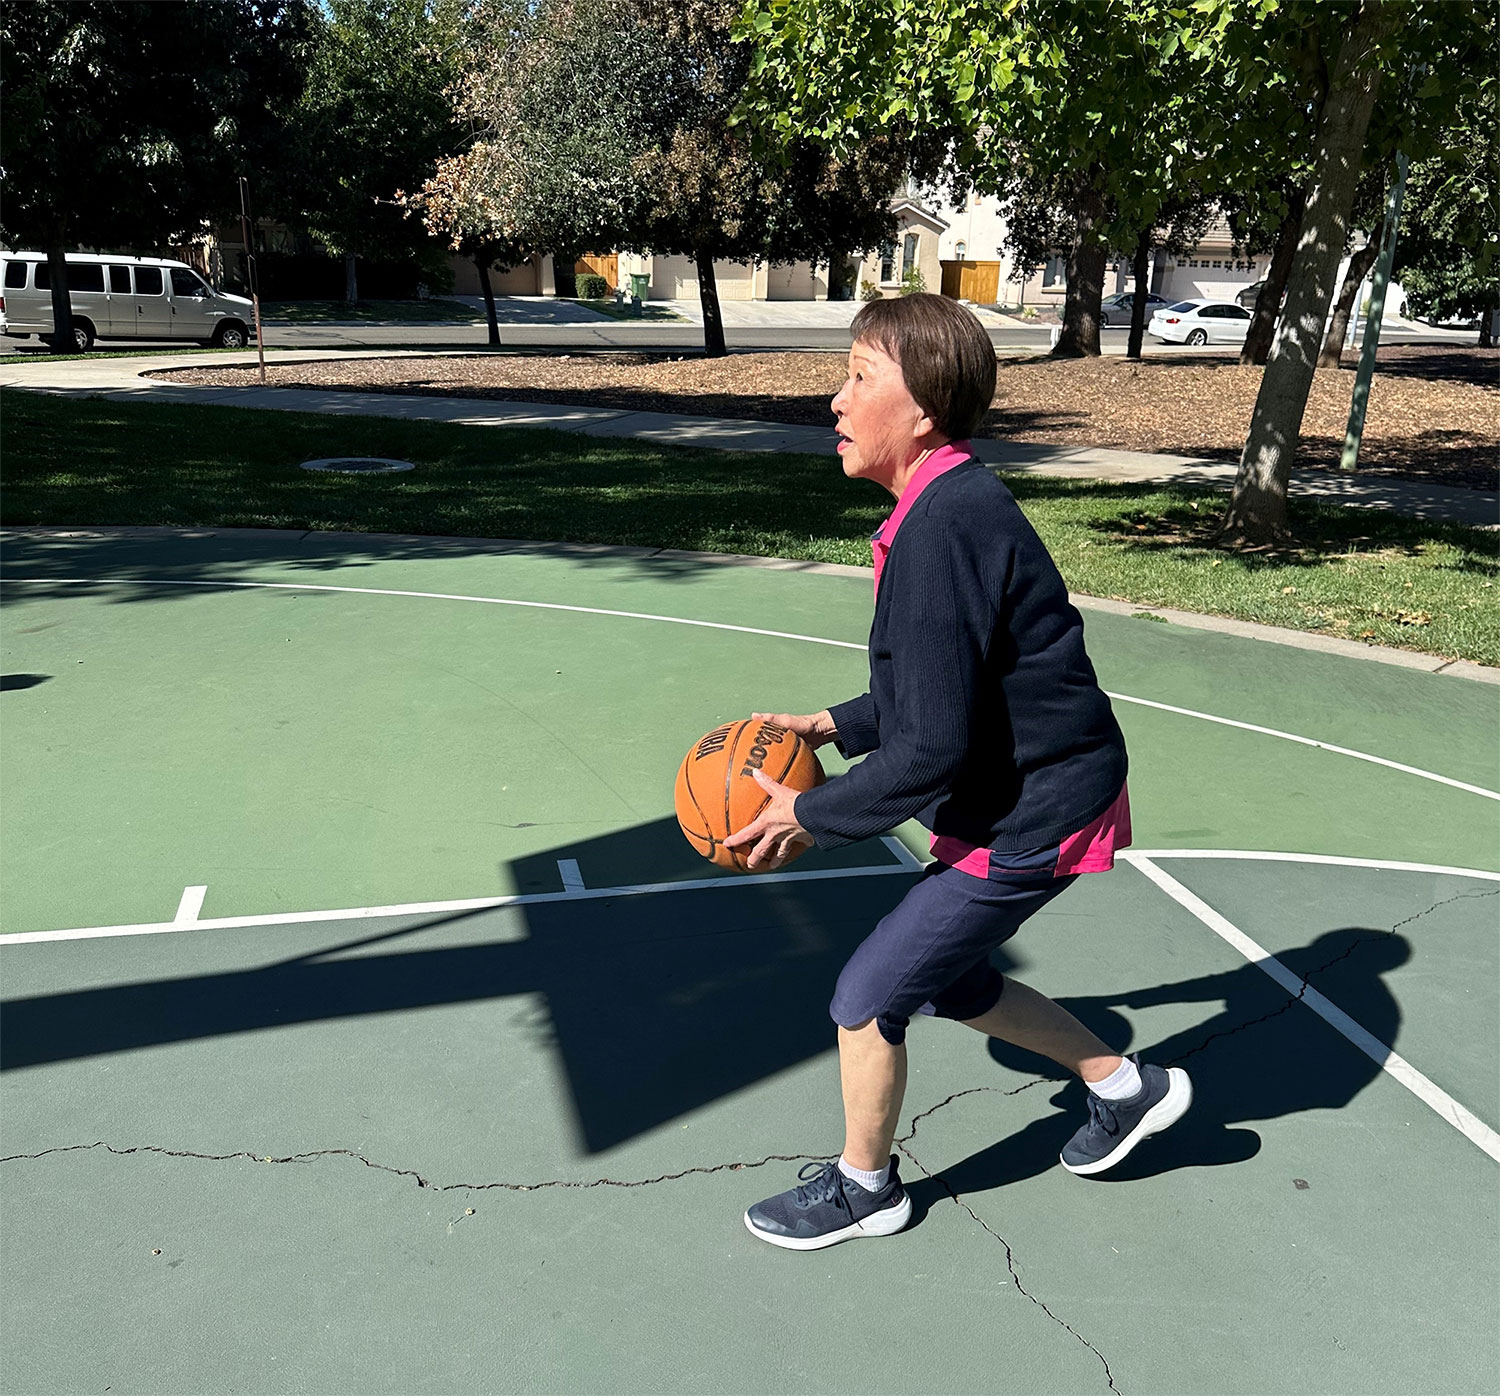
<box><xmin>629</xmin><ymin>273</ymin><xmax>650</xmax><ymax>301</ymax></box>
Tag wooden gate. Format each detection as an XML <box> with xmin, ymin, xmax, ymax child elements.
<box><xmin>574</xmin><ymin>252</ymin><xmax>619</xmax><ymax>289</ymax></box>
<box><xmin>939</xmin><ymin>259</ymin><xmax>1001</xmax><ymax>305</ymax></box>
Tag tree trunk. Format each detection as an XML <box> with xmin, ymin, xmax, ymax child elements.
<box><xmin>44</xmin><ymin>241</ymin><xmax>76</xmax><ymax>351</ymax></box>
<box><xmin>1318</xmin><ymin>237</ymin><xmax>1379</xmax><ymax>367</ymax></box>
<box><xmin>475</xmin><ymin>253</ymin><xmax>501</xmax><ymax>347</ymax></box>
<box><xmin>1126</xmin><ymin>228</ymin><xmax>1152</xmax><ymax>361</ymax></box>
<box><xmin>1223</xmin><ymin>0</ymin><xmax>1396</xmax><ymax>546</ymax></box>
<box><xmin>1479</xmin><ymin>299</ymin><xmax>1497</xmax><ymax>349</ymax></box>
<box><xmin>1053</xmin><ymin>184</ymin><xmax>1107</xmax><ymax>357</ymax></box>
<box><xmin>696</xmin><ymin>248</ymin><xmax>727</xmax><ymax>358</ymax></box>
<box><xmin>344</xmin><ymin>251</ymin><xmax>358</xmax><ymax>304</ymax></box>
<box><xmin>1240</xmin><ymin>188</ymin><xmax>1306</xmax><ymax>366</ymax></box>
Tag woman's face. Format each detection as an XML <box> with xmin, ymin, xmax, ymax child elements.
<box><xmin>830</xmin><ymin>338</ymin><xmax>934</xmax><ymax>489</ymax></box>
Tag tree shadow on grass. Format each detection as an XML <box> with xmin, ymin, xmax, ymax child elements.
<box><xmin>1065</xmin><ymin>486</ymin><xmax>1499</xmax><ymax>571</ymax></box>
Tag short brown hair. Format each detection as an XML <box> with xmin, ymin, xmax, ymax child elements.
<box><xmin>850</xmin><ymin>293</ymin><xmax>998</xmax><ymax>439</ymax></box>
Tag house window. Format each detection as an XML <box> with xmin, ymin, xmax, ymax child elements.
<box><xmin>902</xmin><ymin>233</ymin><xmax>919</xmax><ymax>276</ymax></box>
<box><xmin>955</xmin><ymin>241</ymin><xmax>967</xmax><ymax>260</ymax></box>
<box><xmin>879</xmin><ymin>241</ymin><xmax>895</xmax><ymax>283</ymax></box>
<box><xmin>1042</xmin><ymin>255</ymin><xmax>1067</xmax><ymax>288</ymax></box>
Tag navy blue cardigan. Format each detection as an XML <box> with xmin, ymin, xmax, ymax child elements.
<box><xmin>795</xmin><ymin>460</ymin><xmax>1127</xmax><ymax>851</ymax></box>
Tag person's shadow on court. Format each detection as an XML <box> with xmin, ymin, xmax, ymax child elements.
<box><xmin>907</xmin><ymin>928</ymin><xmax>1412</xmax><ymax>1204</ymax></box>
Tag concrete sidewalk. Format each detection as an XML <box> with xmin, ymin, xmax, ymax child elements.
<box><xmin>4</xmin><ymin>348</ymin><xmax>1495</xmax><ymax>529</ymax></box>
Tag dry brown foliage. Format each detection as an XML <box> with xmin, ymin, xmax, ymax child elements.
<box><xmin>165</xmin><ymin>344</ymin><xmax>1497</xmax><ymax>490</ymax></box>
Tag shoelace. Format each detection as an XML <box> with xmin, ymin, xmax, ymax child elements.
<box><xmin>792</xmin><ymin>1161</ymin><xmax>851</xmax><ymax>1213</ymax></box>
<box><xmin>1086</xmin><ymin>1095</ymin><xmax>1121</xmax><ymax>1138</ymax></box>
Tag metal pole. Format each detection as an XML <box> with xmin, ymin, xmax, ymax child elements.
<box><xmin>1340</xmin><ymin>151</ymin><xmax>1408</xmax><ymax>472</ymax></box>
<box><xmin>238</xmin><ymin>176</ymin><xmax>267</xmax><ymax>385</ymax></box>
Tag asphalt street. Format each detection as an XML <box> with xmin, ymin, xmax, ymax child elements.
<box><xmin>0</xmin><ymin>320</ymin><xmax>1474</xmax><ymax>356</ymax></box>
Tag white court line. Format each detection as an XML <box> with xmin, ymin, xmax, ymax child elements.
<box><xmin>1106</xmin><ymin>694</ymin><xmax>1500</xmax><ymax>802</ymax></box>
<box><xmin>173</xmin><ymin>885</ymin><xmax>207</xmax><ymax>925</ymax></box>
<box><xmin>881</xmin><ymin>834</ymin><xmax>927</xmax><ymax>870</ymax></box>
<box><xmin>1129</xmin><ymin>849</ymin><xmax>1500</xmax><ymax>882</ymax></box>
<box><xmin>556</xmin><ymin>859</ymin><xmax>585</xmax><ymax>893</ymax></box>
<box><xmin>0</xmin><ymin>849</ymin><xmax>923</xmax><ymax>946</ymax></box>
<box><xmin>4</xmin><ymin>575</ymin><xmax>1494</xmax><ymax>802</ymax></box>
<box><xmin>0</xmin><ymin>577</ymin><xmax>868</xmax><ymax>652</ymax></box>
<box><xmin>4</xmin><ymin>844</ymin><xmax>1496</xmax><ymax>952</ymax></box>
<box><xmin>1125</xmin><ymin>853</ymin><xmax>1500</xmax><ymax>1164</ymax></box>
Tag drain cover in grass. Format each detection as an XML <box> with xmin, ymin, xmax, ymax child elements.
<box><xmin>300</xmin><ymin>457</ymin><xmax>415</xmax><ymax>474</ymax></box>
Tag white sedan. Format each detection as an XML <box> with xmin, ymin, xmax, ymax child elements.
<box><xmin>1149</xmin><ymin>298</ymin><xmax>1254</xmax><ymax>345</ymax></box>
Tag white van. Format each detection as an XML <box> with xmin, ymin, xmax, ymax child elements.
<box><xmin>0</xmin><ymin>251</ymin><xmax>254</xmax><ymax>351</ymax></box>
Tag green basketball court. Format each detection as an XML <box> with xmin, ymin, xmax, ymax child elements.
<box><xmin>2</xmin><ymin>525</ymin><xmax>1496</xmax><ymax>1395</ymax></box>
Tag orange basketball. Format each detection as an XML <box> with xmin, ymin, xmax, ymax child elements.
<box><xmin>675</xmin><ymin>718</ymin><xmax>825</xmax><ymax>872</ymax></box>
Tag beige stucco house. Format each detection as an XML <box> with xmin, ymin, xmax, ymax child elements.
<box><xmin>989</xmin><ymin>214</ymin><xmax>1268</xmax><ymax>309</ymax></box>
<box><xmin>441</xmin><ymin>196</ymin><xmax>949</xmax><ymax>304</ymax></box>
<box><xmin>439</xmin><ymin>194</ymin><xmax>1272</xmax><ymax>309</ymax></box>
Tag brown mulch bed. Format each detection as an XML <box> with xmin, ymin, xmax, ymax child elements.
<box><xmin>158</xmin><ymin>343</ymin><xmax>1499</xmax><ymax>491</ymax></box>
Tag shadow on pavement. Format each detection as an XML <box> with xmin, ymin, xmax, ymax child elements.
<box><xmin>0</xmin><ymin>817</ymin><xmax>919</xmax><ymax>1155</ymax></box>
<box><xmin>906</xmin><ymin>927</ymin><xmax>1411</xmax><ymax>1205</ymax></box>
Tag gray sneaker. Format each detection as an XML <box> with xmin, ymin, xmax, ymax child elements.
<box><xmin>744</xmin><ymin>1157</ymin><xmax>912</xmax><ymax>1250</ymax></box>
<box><xmin>1061</xmin><ymin>1057</ymin><xmax>1193</xmax><ymax>1176</ymax></box>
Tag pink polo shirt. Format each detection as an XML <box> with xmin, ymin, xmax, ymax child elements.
<box><xmin>870</xmin><ymin>440</ymin><xmax>1131</xmax><ymax>879</ymax></box>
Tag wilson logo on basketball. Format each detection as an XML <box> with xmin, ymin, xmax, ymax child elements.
<box><xmin>739</xmin><ymin>722</ymin><xmax>787</xmax><ymax>777</ymax></box>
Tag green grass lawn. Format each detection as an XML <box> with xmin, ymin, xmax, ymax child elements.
<box><xmin>3</xmin><ymin>390</ymin><xmax>1495</xmax><ymax>664</ymax></box>
<box><xmin>260</xmin><ymin>299</ymin><xmax>484</xmax><ymax>323</ymax></box>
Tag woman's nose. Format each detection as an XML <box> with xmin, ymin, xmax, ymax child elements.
<box><xmin>831</xmin><ymin>381</ymin><xmax>849</xmax><ymax>415</ymax></box>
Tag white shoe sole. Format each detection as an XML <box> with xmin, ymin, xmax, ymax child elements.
<box><xmin>1062</xmin><ymin>1067</ymin><xmax>1194</xmax><ymax>1177</ymax></box>
<box><xmin>743</xmin><ymin>1193</ymin><xmax>913</xmax><ymax>1251</ymax></box>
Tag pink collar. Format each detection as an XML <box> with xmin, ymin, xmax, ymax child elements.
<box><xmin>871</xmin><ymin>440</ymin><xmax>972</xmax><ymax>593</ymax></box>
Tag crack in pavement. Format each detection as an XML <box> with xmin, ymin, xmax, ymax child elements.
<box><xmin>898</xmin><ymin>1076</ymin><xmax>1060</xmax><ymax>1148</ymax></box>
<box><xmin>881</xmin><ymin>884</ymin><xmax>1500</xmax><ymax>1394</ymax></box>
<box><xmin>7</xmin><ymin>888</ymin><xmax>1483</xmax><ymax>1391</ymax></box>
<box><xmin>895</xmin><ymin>1136</ymin><xmax>1121</xmax><ymax>1395</ymax></box>
<box><xmin>1168</xmin><ymin>886</ymin><xmax>1499</xmax><ymax>1069</ymax></box>
<box><xmin>0</xmin><ymin>1140</ymin><xmax>833</xmax><ymax>1192</ymax></box>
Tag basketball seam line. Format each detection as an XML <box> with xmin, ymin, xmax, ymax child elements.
<box><xmin>734</xmin><ymin>724</ymin><xmax>803</xmax><ymax>872</ymax></box>
<box><xmin>681</xmin><ymin>742</ymin><xmax>723</xmax><ymax>858</ymax></box>
<box><xmin>725</xmin><ymin>722</ymin><xmax>745</xmax><ymax>870</ymax></box>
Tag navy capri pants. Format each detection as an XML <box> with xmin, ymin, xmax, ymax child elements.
<box><xmin>830</xmin><ymin>859</ymin><xmax>1077</xmax><ymax>1045</ymax></box>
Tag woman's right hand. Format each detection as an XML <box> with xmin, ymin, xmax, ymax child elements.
<box><xmin>752</xmin><ymin>710</ymin><xmax>838</xmax><ymax>749</ymax></box>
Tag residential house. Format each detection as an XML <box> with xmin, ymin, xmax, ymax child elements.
<box><xmin>439</xmin><ymin>196</ymin><xmax>1290</xmax><ymax>310</ymax></box>
<box><xmin>441</xmin><ymin>192</ymin><xmax>948</xmax><ymax>303</ymax></box>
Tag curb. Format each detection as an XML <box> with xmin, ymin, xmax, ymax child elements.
<box><xmin>4</xmin><ymin>525</ymin><xmax>1493</xmax><ymax>684</ymax></box>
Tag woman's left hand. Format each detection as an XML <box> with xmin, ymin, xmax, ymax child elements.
<box><xmin>723</xmin><ymin>768</ymin><xmax>815</xmax><ymax>871</ymax></box>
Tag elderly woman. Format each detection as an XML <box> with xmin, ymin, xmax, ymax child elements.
<box><xmin>725</xmin><ymin>294</ymin><xmax>1191</xmax><ymax>1250</ymax></box>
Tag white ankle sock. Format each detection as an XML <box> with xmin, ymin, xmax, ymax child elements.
<box><xmin>1087</xmin><ymin>1057</ymin><xmax>1142</xmax><ymax>1101</ymax></box>
<box><xmin>838</xmin><ymin>1157</ymin><xmax>890</xmax><ymax>1192</ymax></box>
